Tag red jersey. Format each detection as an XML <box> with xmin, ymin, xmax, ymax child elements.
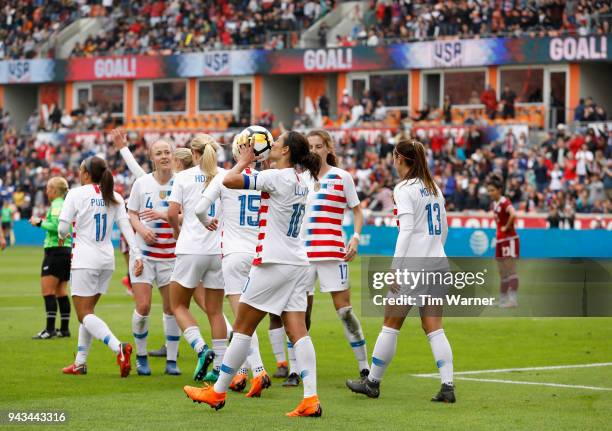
<box><xmin>492</xmin><ymin>196</ymin><xmax>517</xmax><ymax>239</ymax></box>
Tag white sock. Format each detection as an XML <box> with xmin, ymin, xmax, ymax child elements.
<box><xmin>183</xmin><ymin>326</ymin><xmax>207</xmax><ymax>354</ymax></box>
<box><xmin>369</xmin><ymin>326</ymin><xmax>400</xmax><ymax>383</ymax></box>
<box><xmin>212</xmin><ymin>338</ymin><xmax>227</xmax><ymax>372</ymax></box>
<box><xmin>223</xmin><ymin>313</ymin><xmax>233</xmax><ymax>338</ymax></box>
<box><xmin>427</xmin><ymin>329</ymin><xmax>453</xmax><ymax>385</ymax></box>
<box><xmin>131</xmin><ymin>310</ymin><xmax>149</xmax><ymax>356</ymax></box>
<box><xmin>75</xmin><ymin>324</ymin><xmax>93</xmax><ymax>366</ymax></box>
<box><xmin>287</xmin><ymin>337</ymin><xmax>297</xmax><ymax>375</ymax></box>
<box><xmin>247</xmin><ymin>331</ymin><xmax>265</xmax><ymax>377</ymax></box>
<box><xmin>337</xmin><ymin>306</ymin><xmax>369</xmax><ymax>371</ymax></box>
<box><xmin>214</xmin><ymin>332</ymin><xmax>252</xmax><ymax>393</ymax></box>
<box><xmin>82</xmin><ymin>314</ymin><xmax>121</xmax><ymax>353</ymax></box>
<box><xmin>268</xmin><ymin>327</ymin><xmax>287</xmax><ymax>364</ymax></box>
<box><xmin>163</xmin><ymin>313</ymin><xmax>180</xmax><ymax>361</ymax></box>
<box><xmin>293</xmin><ymin>336</ymin><xmax>317</xmax><ymax>398</ymax></box>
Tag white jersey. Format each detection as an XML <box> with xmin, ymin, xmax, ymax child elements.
<box><xmin>393</xmin><ymin>178</ymin><xmax>446</xmax><ymax>258</ymax></box>
<box><xmin>59</xmin><ymin>184</ymin><xmax>128</xmax><ymax>270</ymax></box>
<box><xmin>244</xmin><ymin>168</ymin><xmax>309</xmax><ymax>266</ymax></box>
<box><xmin>202</xmin><ymin>167</ymin><xmax>260</xmax><ymax>256</ymax></box>
<box><xmin>127</xmin><ymin>173</ymin><xmax>176</xmax><ymax>260</ymax></box>
<box><xmin>169</xmin><ymin>166</ymin><xmax>223</xmax><ymax>255</ymax></box>
<box><xmin>301</xmin><ymin>167</ymin><xmax>360</xmax><ymax>261</ymax></box>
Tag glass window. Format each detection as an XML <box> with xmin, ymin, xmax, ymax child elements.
<box><xmin>238</xmin><ymin>83</ymin><xmax>252</xmax><ymax>122</ymax></box>
<box><xmin>198</xmin><ymin>81</ymin><xmax>233</xmax><ymax>111</ymax></box>
<box><xmin>137</xmin><ymin>86</ymin><xmax>150</xmax><ymax>116</ymax></box>
<box><xmin>91</xmin><ymin>84</ymin><xmax>123</xmax><ymax>114</ymax></box>
<box><xmin>369</xmin><ymin>74</ymin><xmax>408</xmax><ymax>107</ymax></box>
<box><xmin>351</xmin><ymin>79</ymin><xmax>366</xmax><ymax>102</ymax></box>
<box><xmin>500</xmin><ymin>68</ymin><xmax>544</xmax><ymax>103</ymax></box>
<box><xmin>444</xmin><ymin>71</ymin><xmax>486</xmax><ymax>105</ymax></box>
<box><xmin>153</xmin><ymin>81</ymin><xmax>187</xmax><ymax>112</ymax></box>
<box><xmin>77</xmin><ymin>88</ymin><xmax>89</xmax><ymax>110</ymax></box>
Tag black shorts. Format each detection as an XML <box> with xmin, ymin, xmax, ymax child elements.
<box><xmin>1</xmin><ymin>221</ymin><xmax>10</xmax><ymax>232</ymax></box>
<box><xmin>41</xmin><ymin>247</ymin><xmax>72</xmax><ymax>281</ymax></box>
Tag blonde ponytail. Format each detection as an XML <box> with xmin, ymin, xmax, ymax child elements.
<box><xmin>189</xmin><ymin>133</ymin><xmax>219</xmax><ymax>188</ymax></box>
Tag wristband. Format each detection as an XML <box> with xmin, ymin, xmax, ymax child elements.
<box><xmin>352</xmin><ymin>233</ymin><xmax>361</xmax><ymax>241</ymax></box>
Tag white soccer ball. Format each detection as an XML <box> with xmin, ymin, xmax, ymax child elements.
<box><xmin>233</xmin><ymin>125</ymin><xmax>274</xmax><ymax>161</ymax></box>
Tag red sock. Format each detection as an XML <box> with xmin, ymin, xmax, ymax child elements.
<box><xmin>500</xmin><ymin>278</ymin><xmax>510</xmax><ymax>294</ymax></box>
<box><xmin>508</xmin><ymin>275</ymin><xmax>518</xmax><ymax>291</ymax></box>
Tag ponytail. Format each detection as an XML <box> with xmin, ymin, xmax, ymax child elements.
<box><xmin>189</xmin><ymin>133</ymin><xmax>219</xmax><ymax>188</ymax></box>
<box><xmin>285</xmin><ymin>131</ymin><xmax>321</xmax><ymax>181</ymax></box>
<box><xmin>82</xmin><ymin>156</ymin><xmax>119</xmax><ymax>206</ymax></box>
<box><xmin>394</xmin><ymin>138</ymin><xmax>439</xmax><ymax>197</ymax></box>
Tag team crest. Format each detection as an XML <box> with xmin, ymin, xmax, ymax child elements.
<box><xmin>159</xmin><ymin>190</ymin><xmax>168</xmax><ymax>199</ymax></box>
<box><xmin>314</xmin><ymin>181</ymin><xmax>321</xmax><ymax>192</ymax></box>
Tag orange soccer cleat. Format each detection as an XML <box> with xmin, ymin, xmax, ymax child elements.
<box><xmin>229</xmin><ymin>373</ymin><xmax>248</xmax><ymax>392</ymax></box>
<box><xmin>245</xmin><ymin>372</ymin><xmax>272</xmax><ymax>398</ymax></box>
<box><xmin>62</xmin><ymin>363</ymin><xmax>87</xmax><ymax>375</ymax></box>
<box><xmin>116</xmin><ymin>343</ymin><xmax>132</xmax><ymax>377</ymax></box>
<box><xmin>184</xmin><ymin>385</ymin><xmax>226</xmax><ymax>410</ymax></box>
<box><xmin>286</xmin><ymin>395</ymin><xmax>322</xmax><ymax>417</ymax></box>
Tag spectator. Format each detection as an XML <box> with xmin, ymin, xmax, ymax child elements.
<box><xmin>318</xmin><ymin>94</ymin><xmax>330</xmax><ymax>117</ymax></box>
<box><xmin>500</xmin><ymin>84</ymin><xmax>516</xmax><ymax>119</ymax></box>
<box><xmin>481</xmin><ymin>85</ymin><xmax>497</xmax><ymax>120</ymax></box>
<box><xmin>442</xmin><ymin>95</ymin><xmax>452</xmax><ymax>124</ymax></box>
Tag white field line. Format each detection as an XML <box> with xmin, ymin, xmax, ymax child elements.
<box><xmin>412</xmin><ymin>362</ymin><xmax>612</xmax><ymax>391</ymax></box>
<box><xmin>0</xmin><ymin>303</ymin><xmax>156</xmax><ymax>311</ymax></box>
<box><xmin>415</xmin><ymin>375</ymin><xmax>612</xmax><ymax>392</ymax></box>
<box><xmin>413</xmin><ymin>362</ymin><xmax>612</xmax><ymax>377</ymax></box>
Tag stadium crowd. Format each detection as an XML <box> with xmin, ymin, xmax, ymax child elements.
<box><xmin>1</xmin><ymin>103</ymin><xmax>610</xmax><ymax>227</ymax></box>
<box><xmin>337</xmin><ymin>0</ymin><xmax>611</xmax><ymax>46</ymax></box>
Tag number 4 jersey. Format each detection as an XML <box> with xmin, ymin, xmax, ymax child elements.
<box><xmin>59</xmin><ymin>184</ymin><xmax>129</xmax><ymax>270</ymax></box>
<box><xmin>244</xmin><ymin>168</ymin><xmax>309</xmax><ymax>266</ymax></box>
<box><xmin>393</xmin><ymin>178</ymin><xmax>447</xmax><ymax>258</ymax></box>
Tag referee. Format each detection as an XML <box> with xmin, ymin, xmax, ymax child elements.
<box><xmin>29</xmin><ymin>177</ymin><xmax>72</xmax><ymax>339</ymax></box>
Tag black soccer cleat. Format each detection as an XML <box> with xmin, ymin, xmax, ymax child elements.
<box><xmin>273</xmin><ymin>364</ymin><xmax>288</xmax><ymax>378</ymax></box>
<box><xmin>360</xmin><ymin>368</ymin><xmax>370</xmax><ymax>379</ymax></box>
<box><xmin>431</xmin><ymin>383</ymin><xmax>456</xmax><ymax>403</ymax></box>
<box><xmin>56</xmin><ymin>329</ymin><xmax>71</xmax><ymax>338</ymax></box>
<box><xmin>346</xmin><ymin>376</ymin><xmax>380</xmax><ymax>398</ymax></box>
<box><xmin>282</xmin><ymin>372</ymin><xmax>301</xmax><ymax>387</ymax></box>
<box><xmin>148</xmin><ymin>344</ymin><xmax>167</xmax><ymax>357</ymax></box>
<box><xmin>32</xmin><ymin>329</ymin><xmax>56</xmax><ymax>339</ymax></box>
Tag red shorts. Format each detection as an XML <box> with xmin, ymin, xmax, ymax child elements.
<box><xmin>495</xmin><ymin>236</ymin><xmax>520</xmax><ymax>258</ymax></box>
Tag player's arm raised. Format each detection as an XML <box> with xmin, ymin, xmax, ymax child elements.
<box><xmin>223</xmin><ymin>141</ymin><xmax>260</xmax><ymax>189</ymax></box>
<box><xmin>111</xmin><ymin>127</ymin><xmax>146</xmax><ymax>178</ymax></box>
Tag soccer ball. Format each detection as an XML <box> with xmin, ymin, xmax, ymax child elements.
<box><xmin>233</xmin><ymin>125</ymin><xmax>274</xmax><ymax>161</ymax></box>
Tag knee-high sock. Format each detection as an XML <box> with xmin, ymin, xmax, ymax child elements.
<box><xmin>75</xmin><ymin>324</ymin><xmax>93</xmax><ymax>366</ymax></box>
<box><xmin>212</xmin><ymin>338</ymin><xmax>228</xmax><ymax>372</ymax></box>
<box><xmin>131</xmin><ymin>310</ymin><xmax>149</xmax><ymax>356</ymax></box>
<box><xmin>287</xmin><ymin>337</ymin><xmax>297</xmax><ymax>375</ymax></box>
<box><xmin>427</xmin><ymin>329</ymin><xmax>453</xmax><ymax>385</ymax></box>
<box><xmin>337</xmin><ymin>306</ymin><xmax>368</xmax><ymax>371</ymax></box>
<box><xmin>183</xmin><ymin>326</ymin><xmax>207</xmax><ymax>354</ymax></box>
<box><xmin>57</xmin><ymin>296</ymin><xmax>71</xmax><ymax>331</ymax></box>
<box><xmin>368</xmin><ymin>326</ymin><xmax>400</xmax><ymax>383</ymax></box>
<box><xmin>268</xmin><ymin>327</ymin><xmax>287</xmax><ymax>364</ymax></box>
<box><xmin>82</xmin><ymin>314</ymin><xmax>120</xmax><ymax>353</ymax></box>
<box><xmin>44</xmin><ymin>295</ymin><xmax>57</xmax><ymax>332</ymax></box>
<box><xmin>246</xmin><ymin>331</ymin><xmax>265</xmax><ymax>377</ymax></box>
<box><xmin>508</xmin><ymin>273</ymin><xmax>519</xmax><ymax>291</ymax></box>
<box><xmin>500</xmin><ymin>276</ymin><xmax>510</xmax><ymax>294</ymax></box>
<box><xmin>293</xmin><ymin>336</ymin><xmax>317</xmax><ymax>398</ymax></box>
<box><xmin>214</xmin><ymin>333</ymin><xmax>252</xmax><ymax>393</ymax></box>
<box><xmin>163</xmin><ymin>313</ymin><xmax>180</xmax><ymax>362</ymax></box>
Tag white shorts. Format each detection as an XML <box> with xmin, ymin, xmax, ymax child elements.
<box><xmin>240</xmin><ymin>264</ymin><xmax>310</xmax><ymax>316</ymax></box>
<box><xmin>222</xmin><ymin>253</ymin><xmax>253</xmax><ymax>296</ymax></box>
<box><xmin>171</xmin><ymin>254</ymin><xmax>224</xmax><ymax>289</ymax></box>
<box><xmin>129</xmin><ymin>256</ymin><xmax>174</xmax><ymax>288</ymax></box>
<box><xmin>70</xmin><ymin>269</ymin><xmax>114</xmax><ymax>297</ymax></box>
<box><xmin>305</xmin><ymin>260</ymin><xmax>349</xmax><ymax>296</ymax></box>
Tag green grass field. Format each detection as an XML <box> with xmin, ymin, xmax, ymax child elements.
<box><xmin>1</xmin><ymin>247</ymin><xmax>611</xmax><ymax>430</ymax></box>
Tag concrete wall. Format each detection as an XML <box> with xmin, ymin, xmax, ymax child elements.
<box><xmin>4</xmin><ymin>85</ymin><xmax>38</xmax><ymax>132</ymax></box>
<box><xmin>579</xmin><ymin>63</ymin><xmax>612</xmax><ymax>114</ymax></box>
<box><xmin>262</xmin><ymin>75</ymin><xmax>300</xmax><ymax>127</ymax></box>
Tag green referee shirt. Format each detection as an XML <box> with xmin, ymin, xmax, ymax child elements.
<box><xmin>41</xmin><ymin>197</ymin><xmax>71</xmax><ymax>248</ymax></box>
<box><xmin>1</xmin><ymin>206</ymin><xmax>11</xmax><ymax>223</ymax></box>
